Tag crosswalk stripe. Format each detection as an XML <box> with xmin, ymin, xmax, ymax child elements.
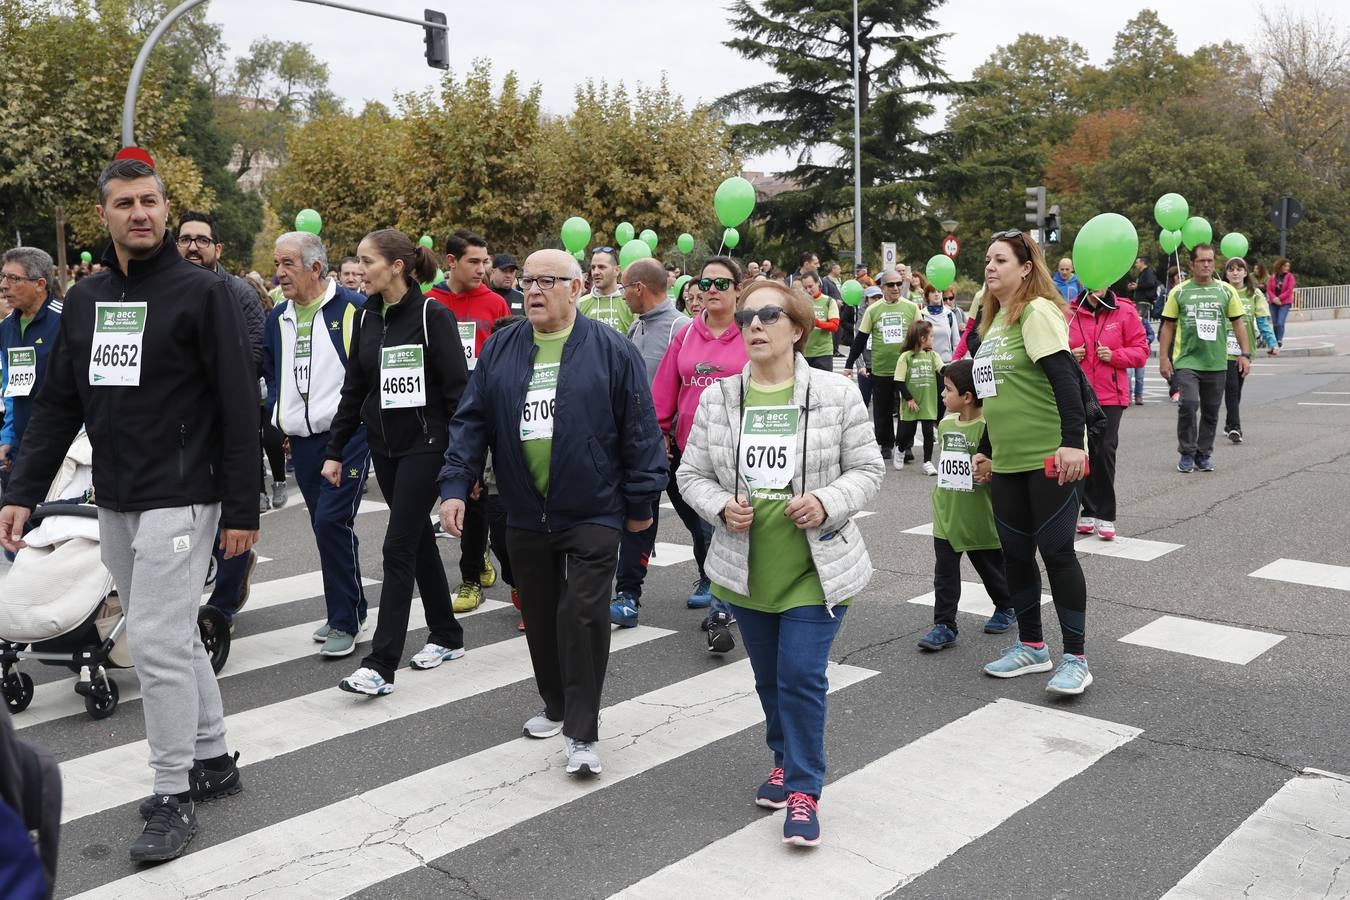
<box><xmin>70</xmin><ymin>659</ymin><xmax>878</xmax><ymax>900</ymax></box>
<box><xmin>1250</xmin><ymin>558</ymin><xmax>1350</xmax><ymax>592</ymax></box>
<box><xmin>1118</xmin><ymin>615</ymin><xmax>1284</xmax><ymax>665</ymax></box>
<box><xmin>12</xmin><ymin>600</ymin><xmax>510</xmax><ymax>730</ymax></box>
<box><xmin>611</xmin><ymin>698</ymin><xmax>1140</xmax><ymax>899</ymax></box>
<box><xmin>203</xmin><ymin>570</ymin><xmax>380</xmax><ymax>613</ymax></box>
<box><xmin>906</xmin><ymin>581</ymin><xmax>1049</xmax><ymax>618</ymax></box>
<box><xmin>59</xmin><ymin>625</ymin><xmax>672</xmax><ymax>824</ymax></box>
<box><xmin>649</xmin><ymin>542</ymin><xmax>695</xmax><ymax>567</ymax></box>
<box><xmin>902</xmin><ymin>521</ymin><xmax>934</xmax><ymax>535</ymax></box>
<box><xmin>1161</xmin><ymin>768</ymin><xmax>1350</xmax><ymax>899</ymax></box>
<box><xmin>1074</xmin><ymin>535</ymin><xmax>1182</xmax><ymax>560</ymax></box>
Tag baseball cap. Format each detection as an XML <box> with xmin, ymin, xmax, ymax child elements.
<box><xmin>492</xmin><ymin>253</ymin><xmax>519</xmax><ymax>270</ymax></box>
<box><xmin>864</xmin><ymin>285</ymin><xmax>883</xmax><ymax>299</ymax></box>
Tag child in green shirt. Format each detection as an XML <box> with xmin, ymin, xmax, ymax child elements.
<box><xmin>895</xmin><ymin>320</ymin><xmax>945</xmax><ymax>475</ymax></box>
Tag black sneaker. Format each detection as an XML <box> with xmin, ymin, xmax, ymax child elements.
<box><xmin>138</xmin><ymin>752</ymin><xmax>242</xmax><ymax>820</ymax></box>
<box><xmin>129</xmin><ymin>795</ymin><xmax>197</xmax><ymax>863</ymax></box>
<box><xmin>707</xmin><ymin>612</ymin><xmax>736</xmax><ymax>654</ymax></box>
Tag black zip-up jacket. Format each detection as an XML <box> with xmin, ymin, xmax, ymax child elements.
<box><xmin>325</xmin><ymin>284</ymin><xmax>468</xmax><ymax>460</ymax></box>
<box><xmin>2</xmin><ymin>235</ymin><xmax>259</xmax><ymax>529</ymax></box>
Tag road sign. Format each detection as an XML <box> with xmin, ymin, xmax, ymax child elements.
<box><xmin>942</xmin><ymin>235</ymin><xmax>960</xmax><ymax>259</ymax></box>
<box><xmin>1269</xmin><ymin>197</ymin><xmax>1303</xmax><ymax>230</ymax></box>
<box><xmin>881</xmin><ymin>242</ymin><xmax>897</xmax><ymax>274</ymax></box>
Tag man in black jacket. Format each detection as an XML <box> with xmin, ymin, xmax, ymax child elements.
<box><xmin>438</xmin><ymin>248</ymin><xmax>666</xmax><ymax>779</ymax></box>
<box><xmin>0</xmin><ymin>158</ymin><xmax>258</xmax><ymax>864</ymax></box>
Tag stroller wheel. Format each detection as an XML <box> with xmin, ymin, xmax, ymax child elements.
<box><xmin>198</xmin><ymin>606</ymin><xmax>231</xmax><ymax>675</ymax></box>
<box><xmin>3</xmin><ymin>672</ymin><xmax>34</xmax><ymax>714</ymax></box>
<box><xmin>84</xmin><ymin>676</ymin><xmax>119</xmax><ymax>720</ymax></box>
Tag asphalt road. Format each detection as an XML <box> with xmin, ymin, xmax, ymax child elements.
<box><xmin>11</xmin><ymin>318</ymin><xmax>1350</xmax><ymax>900</ymax></box>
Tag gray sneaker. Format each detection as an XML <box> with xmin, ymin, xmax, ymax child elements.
<box><xmin>320</xmin><ymin>629</ymin><xmax>356</xmax><ymax>657</ymax></box>
<box><xmin>564</xmin><ymin>737</ymin><xmax>602</xmax><ymax>776</ymax></box>
<box><xmin>523</xmin><ymin>712</ymin><xmax>564</xmax><ymax>739</ymax></box>
<box><xmin>258</xmin><ymin>492</ymin><xmax>270</xmax><ymax>514</ymax></box>
<box><xmin>313</xmin><ymin>618</ymin><xmax>365</xmax><ymax>643</ymax></box>
<box><xmin>271</xmin><ymin>479</ymin><xmax>289</xmax><ymax>509</ymax></box>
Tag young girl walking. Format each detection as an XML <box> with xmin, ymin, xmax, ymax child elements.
<box><xmin>917</xmin><ymin>359</ymin><xmax>1016</xmax><ymax>650</ymax></box>
<box><xmin>894</xmin><ymin>320</ymin><xmax>944</xmax><ymax>475</ymax></box>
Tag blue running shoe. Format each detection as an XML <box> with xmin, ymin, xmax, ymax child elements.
<box><xmin>917</xmin><ymin>623</ymin><xmax>958</xmax><ymax>651</ymax></box>
<box><xmin>755</xmin><ymin>767</ymin><xmax>788</xmax><ymax>809</ymax></box>
<box><xmin>1046</xmin><ymin>654</ymin><xmax>1093</xmax><ymax>695</ymax></box>
<box><xmin>983</xmin><ymin>643</ymin><xmax>1053</xmax><ymax>678</ymax></box>
<box><xmin>782</xmin><ymin>792</ymin><xmax>821</xmax><ymax>847</ymax></box>
<box><xmin>984</xmin><ymin>608</ymin><xmax>1016</xmax><ymax>634</ymax></box>
<box><xmin>609</xmin><ymin>592</ymin><xmax>639</xmax><ymax>628</ymax></box>
<box><xmin>1177</xmin><ymin>453</ymin><xmax>1195</xmax><ymax>473</ymax></box>
<box><xmin>1196</xmin><ymin>454</ymin><xmax>1214</xmax><ymax>472</ymax></box>
<box><xmin>687</xmin><ymin>577</ymin><xmax>713</xmax><ymax>609</ymax></box>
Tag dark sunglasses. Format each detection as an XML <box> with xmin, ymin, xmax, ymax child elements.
<box><xmin>990</xmin><ymin>229</ymin><xmax>1027</xmax><ymax>242</ymax></box>
<box><xmin>592</xmin><ymin>246</ymin><xmax>615</xmax><ymax>255</ymax></box>
<box><xmin>734</xmin><ymin>305</ymin><xmax>787</xmax><ymax>329</ymax></box>
<box><xmin>698</xmin><ymin>276</ymin><xmax>735</xmax><ymax>291</ymax></box>
<box><xmin>880</xmin><ymin>279</ymin><xmax>905</xmax><ymax>288</ymax></box>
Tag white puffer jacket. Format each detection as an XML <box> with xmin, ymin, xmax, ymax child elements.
<box><xmin>677</xmin><ymin>354</ymin><xmax>884</xmax><ymax>609</ymax></box>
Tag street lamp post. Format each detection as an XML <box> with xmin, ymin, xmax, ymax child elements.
<box><xmin>851</xmin><ymin>0</ymin><xmax>863</xmax><ymax>267</ymax></box>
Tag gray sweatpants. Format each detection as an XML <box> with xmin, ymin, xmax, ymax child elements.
<box><xmin>1174</xmin><ymin>368</ymin><xmax>1226</xmax><ymax>457</ymax></box>
<box><xmin>98</xmin><ymin>504</ymin><xmax>228</xmax><ymax>795</ymax></box>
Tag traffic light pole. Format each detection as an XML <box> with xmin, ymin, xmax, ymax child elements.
<box><xmin>121</xmin><ymin>0</ymin><xmax>448</xmax><ymax>148</ymax></box>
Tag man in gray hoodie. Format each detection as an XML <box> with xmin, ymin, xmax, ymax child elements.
<box><xmin>609</xmin><ymin>258</ymin><xmax>690</xmax><ymax>627</ymax></box>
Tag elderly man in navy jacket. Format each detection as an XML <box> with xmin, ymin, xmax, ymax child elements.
<box><xmin>439</xmin><ymin>248</ymin><xmax>667</xmax><ymax>779</ymax></box>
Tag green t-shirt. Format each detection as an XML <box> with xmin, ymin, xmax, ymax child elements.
<box><xmin>804</xmin><ymin>294</ymin><xmax>840</xmax><ymax>358</ymax></box>
<box><xmin>712</xmin><ymin>380</ymin><xmax>842</xmax><ymax>614</ymax></box>
<box><xmin>975</xmin><ymin>296</ymin><xmax>1069</xmax><ymax>475</ymax></box>
<box><xmin>578</xmin><ymin>293</ymin><xmax>634</xmax><ymax>334</ymax></box>
<box><xmin>522</xmin><ymin>323</ymin><xmax>572</xmax><ymax>495</ymax></box>
<box><xmin>293</xmin><ymin>297</ymin><xmax>322</xmax><ymax>392</ymax></box>
<box><xmin>895</xmin><ymin>349</ymin><xmax>943</xmax><ymax>421</ymax></box>
<box><xmin>1162</xmin><ymin>279</ymin><xmax>1245</xmax><ymax>372</ymax></box>
<box><xmin>17</xmin><ymin>315</ymin><xmax>33</xmax><ymax>339</ymax></box>
<box><xmin>1224</xmin><ymin>287</ymin><xmax>1269</xmax><ymax>361</ymax></box>
<box><xmin>931</xmin><ymin>413</ymin><xmax>1001</xmax><ymax>551</ymax></box>
<box><xmin>858</xmin><ymin>298</ymin><xmax>920</xmax><ymax>377</ymax></box>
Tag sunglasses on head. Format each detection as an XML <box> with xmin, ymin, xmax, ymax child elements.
<box><xmin>698</xmin><ymin>276</ymin><xmax>735</xmax><ymax>291</ymax></box>
<box><xmin>734</xmin><ymin>305</ymin><xmax>786</xmax><ymax>329</ymax></box>
<box><xmin>990</xmin><ymin>229</ymin><xmax>1026</xmax><ymax>242</ymax></box>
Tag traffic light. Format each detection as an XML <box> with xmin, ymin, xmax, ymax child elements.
<box><xmin>424</xmin><ymin>9</ymin><xmax>448</xmax><ymax>70</ymax></box>
<box><xmin>1024</xmin><ymin>186</ymin><xmax>1046</xmax><ymax>240</ymax></box>
<box><xmin>1044</xmin><ymin>204</ymin><xmax>1061</xmax><ymax>244</ymax></box>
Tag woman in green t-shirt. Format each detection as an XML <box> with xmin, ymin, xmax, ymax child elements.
<box><xmin>970</xmin><ymin>230</ymin><xmax>1092</xmax><ymax>696</ymax></box>
<box><xmin>676</xmin><ymin>280</ymin><xmax>883</xmax><ymax>849</ymax></box>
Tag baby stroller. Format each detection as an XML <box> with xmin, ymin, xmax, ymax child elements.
<box><xmin>0</xmin><ymin>433</ymin><xmax>230</xmax><ymax>720</ymax></box>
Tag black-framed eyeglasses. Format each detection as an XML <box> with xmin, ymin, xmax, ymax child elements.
<box><xmin>698</xmin><ymin>276</ymin><xmax>735</xmax><ymax>292</ymax></box>
<box><xmin>0</xmin><ymin>273</ymin><xmax>41</xmax><ymax>285</ymax></box>
<box><xmin>520</xmin><ymin>274</ymin><xmax>574</xmax><ymax>290</ymax></box>
<box><xmin>734</xmin><ymin>305</ymin><xmax>786</xmax><ymax>330</ymax></box>
<box><xmin>176</xmin><ymin>235</ymin><xmax>216</xmax><ymax>247</ymax></box>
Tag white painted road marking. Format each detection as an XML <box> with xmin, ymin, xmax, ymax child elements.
<box><xmin>907</xmin><ymin>581</ymin><xmax>1049</xmax><ymax>618</ymax></box>
<box><xmin>1118</xmin><ymin>615</ymin><xmax>1284</xmax><ymax>665</ymax></box>
<box><xmin>1250</xmin><ymin>558</ymin><xmax>1350</xmax><ymax>593</ymax></box>
<box><xmin>1075</xmin><ymin>535</ymin><xmax>1183</xmax><ymax>561</ymax></box>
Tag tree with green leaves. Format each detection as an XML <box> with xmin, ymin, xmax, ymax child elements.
<box><xmin>716</xmin><ymin>0</ymin><xmax>969</xmax><ymax>266</ymax></box>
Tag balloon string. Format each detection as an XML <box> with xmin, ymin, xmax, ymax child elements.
<box><xmin>717</xmin><ymin>239</ymin><xmax>726</xmax><ymax>256</ymax></box>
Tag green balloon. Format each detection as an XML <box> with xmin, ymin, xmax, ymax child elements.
<box><xmin>673</xmin><ymin>274</ymin><xmax>693</xmax><ymax>298</ymax></box>
<box><xmin>80</xmin><ymin>251</ymin><xmax>92</xmax><ymax>264</ymax></box>
<box><xmin>574</xmin><ymin>250</ymin><xmax>585</xmax><ymax>261</ymax></box>
<box><xmin>1180</xmin><ymin>216</ymin><xmax>1212</xmax><ymax>250</ymax></box>
<box><xmin>1072</xmin><ymin>213</ymin><xmax>1139</xmax><ymax>290</ymax></box>
<box><xmin>1220</xmin><ymin>232</ymin><xmax>1249</xmax><ymax>260</ymax></box>
<box><xmin>618</xmin><ymin>238</ymin><xmax>652</xmax><ymax>269</ymax></box>
<box><xmin>677</xmin><ymin>233</ymin><xmax>695</xmax><ymax>254</ymax></box>
<box><xmin>419</xmin><ymin>268</ymin><xmax>445</xmax><ymax>294</ymax></box>
<box><xmin>615</xmin><ymin>222</ymin><xmax>635</xmax><ymax>246</ymax></box>
<box><xmin>840</xmin><ymin>279</ymin><xmax>864</xmax><ymax>307</ymax></box>
<box><xmin>561</xmin><ymin>216</ymin><xmax>591</xmax><ymax>253</ymax></box>
<box><xmin>722</xmin><ymin>227</ymin><xmax>740</xmax><ymax>250</ymax></box>
<box><xmin>639</xmin><ymin>228</ymin><xmax>658</xmax><ymax>252</ymax></box>
<box><xmin>1159</xmin><ymin>230</ymin><xmax>1182</xmax><ymax>254</ymax></box>
<box><xmin>714</xmin><ymin>176</ymin><xmax>756</xmax><ymax>228</ymax></box>
<box><xmin>925</xmin><ymin>254</ymin><xmax>957</xmax><ymax>292</ymax></box>
<box><xmin>295</xmin><ymin>208</ymin><xmax>322</xmax><ymax>234</ymax></box>
<box><xmin>1154</xmin><ymin>193</ymin><xmax>1189</xmax><ymax>232</ymax></box>
<box><xmin>418</xmin><ymin>234</ymin><xmax>434</xmax><ymax>249</ymax></box>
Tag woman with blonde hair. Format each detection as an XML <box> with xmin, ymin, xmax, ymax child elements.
<box><xmin>678</xmin><ymin>279</ymin><xmax>883</xmax><ymax>847</ymax></box>
<box><xmin>971</xmin><ymin>230</ymin><xmax>1091</xmax><ymax>695</ymax></box>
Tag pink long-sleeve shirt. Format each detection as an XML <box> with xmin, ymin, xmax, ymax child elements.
<box><xmin>1266</xmin><ymin>272</ymin><xmax>1296</xmax><ymax>306</ymax></box>
<box><xmin>1065</xmin><ymin>294</ymin><xmax>1150</xmax><ymax>408</ymax></box>
<box><xmin>651</xmin><ymin>314</ymin><xmax>749</xmax><ymax>451</ymax></box>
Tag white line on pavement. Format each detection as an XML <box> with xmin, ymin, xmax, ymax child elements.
<box><xmin>58</xmin><ymin>625</ymin><xmax>673</xmax><ymax>823</ymax></box>
<box><xmin>1074</xmin><ymin>535</ymin><xmax>1183</xmax><ymax>561</ymax></box>
<box><xmin>202</xmin><ymin>570</ymin><xmax>380</xmax><ymax>614</ymax></box>
<box><xmin>70</xmin><ymin>659</ymin><xmax>877</xmax><ymax>900</ymax></box>
<box><xmin>1298</xmin><ymin>402</ymin><xmax>1350</xmax><ymax>407</ymax></box>
<box><xmin>612</xmin><ymin>699</ymin><xmax>1140</xmax><ymax>900</ymax></box>
<box><xmin>1249</xmin><ymin>558</ymin><xmax>1350</xmax><ymax>593</ymax></box>
<box><xmin>1117</xmin><ymin>615</ymin><xmax>1284</xmax><ymax>665</ymax></box>
<box><xmin>906</xmin><ymin>581</ymin><xmax>1049</xmax><ymax>618</ymax></box>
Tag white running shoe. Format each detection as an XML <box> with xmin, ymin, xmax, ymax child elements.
<box><xmin>1076</xmin><ymin>516</ymin><xmax>1096</xmax><ymax>535</ymax></box>
<box><xmin>338</xmin><ymin>667</ymin><xmax>393</xmax><ymax>696</ymax></box>
<box><xmin>410</xmin><ymin>643</ymin><xmax>466</xmax><ymax>670</ymax></box>
<box><xmin>1096</xmin><ymin>520</ymin><xmax>1116</xmax><ymax>541</ymax></box>
<box><xmin>922</xmin><ymin>461</ymin><xmax>937</xmax><ymax>476</ymax></box>
<box><xmin>892</xmin><ymin>455</ymin><xmax>905</xmax><ymax>471</ymax></box>
<box><xmin>564</xmin><ymin>737</ymin><xmax>602</xmax><ymax>776</ymax></box>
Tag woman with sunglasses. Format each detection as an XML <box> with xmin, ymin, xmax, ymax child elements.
<box><xmin>970</xmin><ymin>230</ymin><xmax>1092</xmax><ymax>695</ymax></box>
<box><xmin>677</xmin><ymin>280</ymin><xmax>883</xmax><ymax>847</ymax></box>
<box><xmin>652</xmin><ymin>257</ymin><xmax>748</xmax><ymax>636</ymax></box>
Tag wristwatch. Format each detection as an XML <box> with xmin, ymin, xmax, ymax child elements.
<box><xmin>1240</xmin><ymin>352</ymin><xmax>1252</xmax><ymax>359</ymax></box>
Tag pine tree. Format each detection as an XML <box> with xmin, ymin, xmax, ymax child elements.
<box><xmin>716</xmin><ymin>0</ymin><xmax>969</xmax><ymax>263</ymax></box>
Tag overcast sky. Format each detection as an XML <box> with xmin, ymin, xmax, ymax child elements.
<box><xmin>212</xmin><ymin>0</ymin><xmax>1341</xmax><ymax>173</ymax></box>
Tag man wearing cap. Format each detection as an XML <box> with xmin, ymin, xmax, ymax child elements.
<box><xmin>489</xmin><ymin>253</ymin><xmax>524</xmax><ymax>315</ymax></box>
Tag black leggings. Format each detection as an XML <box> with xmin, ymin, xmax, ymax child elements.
<box><xmin>991</xmin><ymin>470</ymin><xmax>1087</xmax><ymax>655</ymax></box>
<box><xmin>896</xmin><ymin>418</ymin><xmax>936</xmax><ymax>463</ymax></box>
<box><xmin>1223</xmin><ymin>359</ymin><xmax>1245</xmax><ymax>434</ymax></box>
<box><xmin>870</xmin><ymin>374</ymin><xmax>897</xmax><ymax>454</ymax></box>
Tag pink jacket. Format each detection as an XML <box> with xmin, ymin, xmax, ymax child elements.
<box><xmin>1266</xmin><ymin>272</ymin><xmax>1296</xmax><ymax>306</ymax></box>
<box><xmin>652</xmin><ymin>314</ymin><xmax>749</xmax><ymax>451</ymax></box>
<box><xmin>1065</xmin><ymin>294</ymin><xmax>1150</xmax><ymax>408</ymax></box>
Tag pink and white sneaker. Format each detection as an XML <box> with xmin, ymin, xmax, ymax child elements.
<box><xmin>1076</xmin><ymin>516</ymin><xmax>1096</xmax><ymax>535</ymax></box>
<box><xmin>1096</xmin><ymin>520</ymin><xmax>1116</xmax><ymax>541</ymax></box>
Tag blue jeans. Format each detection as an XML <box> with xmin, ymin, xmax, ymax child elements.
<box><xmin>289</xmin><ymin>429</ymin><xmax>370</xmax><ymax>633</ymax></box>
<box><xmin>206</xmin><ymin>535</ymin><xmax>252</xmax><ymax>621</ymax></box>
<box><xmin>1130</xmin><ymin>366</ymin><xmax>1145</xmax><ymax>399</ymax></box>
<box><xmin>729</xmin><ymin>602</ymin><xmax>848</xmax><ymax>797</ymax></box>
<box><xmin>1269</xmin><ymin>302</ymin><xmax>1291</xmax><ymax>344</ymax></box>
